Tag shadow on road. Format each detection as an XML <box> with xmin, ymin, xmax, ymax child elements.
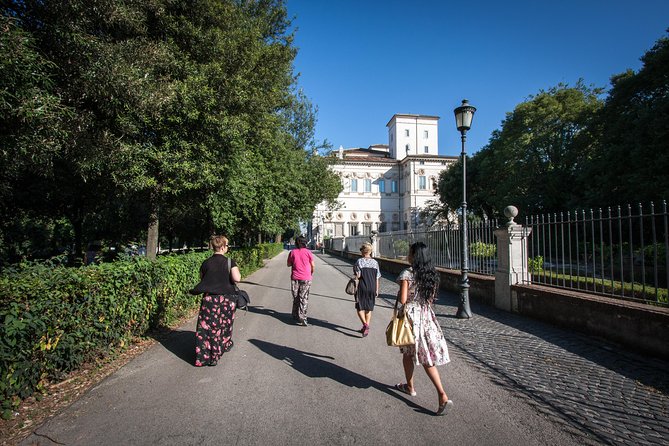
<box><xmin>305</xmin><ymin>317</ymin><xmax>361</xmax><ymax>338</ymax></box>
<box><xmin>239</xmin><ymin>280</ymin><xmax>290</xmax><ymax>293</ymax></box>
<box><xmin>242</xmin><ymin>280</ymin><xmax>356</xmax><ymax>304</ymax></box>
<box><xmin>248</xmin><ymin>339</ymin><xmax>433</xmax><ymax>415</ymax></box>
<box><xmin>247</xmin><ymin>306</ymin><xmax>361</xmax><ymax>338</ymax></box>
<box><xmin>156</xmin><ymin>329</ymin><xmax>196</xmax><ymax>366</ymax></box>
<box><xmin>246</xmin><ymin>305</ymin><xmax>294</xmax><ymax>324</ymax></box>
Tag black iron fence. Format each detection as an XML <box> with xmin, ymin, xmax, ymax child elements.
<box><xmin>347</xmin><ymin>219</ymin><xmax>499</xmax><ymax>276</ymax></box>
<box><xmin>524</xmin><ymin>201</ymin><xmax>668</xmax><ymax>306</ymax></box>
<box><xmin>326</xmin><ymin>202</ymin><xmax>668</xmax><ymax>307</ymax></box>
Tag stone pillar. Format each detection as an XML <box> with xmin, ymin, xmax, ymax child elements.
<box><xmin>370</xmin><ymin>231</ymin><xmax>379</xmax><ymax>257</ymax></box>
<box><xmin>494</xmin><ymin>206</ymin><xmax>532</xmax><ymax>312</ymax></box>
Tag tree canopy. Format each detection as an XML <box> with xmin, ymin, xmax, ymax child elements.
<box><xmin>582</xmin><ymin>32</ymin><xmax>669</xmax><ymax>206</ymax></box>
<box><xmin>0</xmin><ymin>0</ymin><xmax>341</xmax><ymax>263</ymax></box>
<box><xmin>439</xmin><ymin>30</ymin><xmax>669</xmax><ymax>220</ymax></box>
<box><xmin>439</xmin><ymin>81</ymin><xmax>603</xmax><ymax>218</ymax></box>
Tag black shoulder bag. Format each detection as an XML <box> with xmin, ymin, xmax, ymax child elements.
<box><xmin>227</xmin><ymin>257</ymin><xmax>250</xmax><ymax>310</ymax></box>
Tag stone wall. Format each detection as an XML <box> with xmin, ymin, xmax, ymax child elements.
<box><xmin>512</xmin><ymin>284</ymin><xmax>669</xmax><ymax>359</ymax></box>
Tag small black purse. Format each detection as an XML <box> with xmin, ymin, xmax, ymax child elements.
<box><xmin>228</xmin><ymin>258</ymin><xmax>250</xmax><ymax>310</ymax></box>
<box><xmin>233</xmin><ymin>285</ymin><xmax>251</xmax><ymax>310</ymax></box>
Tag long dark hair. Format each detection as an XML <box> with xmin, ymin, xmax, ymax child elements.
<box><xmin>410</xmin><ymin>242</ymin><xmax>440</xmax><ymax>302</ymax></box>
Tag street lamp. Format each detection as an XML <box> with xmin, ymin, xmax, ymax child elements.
<box><xmin>319</xmin><ymin>212</ymin><xmax>325</xmax><ymax>254</ymax></box>
<box><xmin>454</xmin><ymin>99</ymin><xmax>476</xmax><ymax>319</ymax></box>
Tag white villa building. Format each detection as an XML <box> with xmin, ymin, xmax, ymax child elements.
<box><xmin>311</xmin><ymin>113</ymin><xmax>457</xmax><ymax>245</ymax></box>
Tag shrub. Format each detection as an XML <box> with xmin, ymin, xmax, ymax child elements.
<box><xmin>0</xmin><ymin>243</ymin><xmax>282</xmax><ymax>417</ymax></box>
<box><xmin>470</xmin><ymin>242</ymin><xmax>496</xmax><ymax>258</ymax></box>
<box><xmin>528</xmin><ymin>256</ymin><xmax>544</xmax><ymax>273</ymax></box>
<box><xmin>393</xmin><ymin>239</ymin><xmax>409</xmax><ymax>256</ymax></box>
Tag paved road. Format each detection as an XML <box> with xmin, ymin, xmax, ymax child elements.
<box><xmin>21</xmin><ymin>251</ymin><xmax>668</xmax><ymax>446</ymax></box>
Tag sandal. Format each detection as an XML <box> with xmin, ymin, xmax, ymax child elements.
<box><xmin>395</xmin><ymin>383</ymin><xmax>417</xmax><ymax>397</ymax></box>
<box><xmin>436</xmin><ymin>399</ymin><xmax>453</xmax><ymax>415</ymax></box>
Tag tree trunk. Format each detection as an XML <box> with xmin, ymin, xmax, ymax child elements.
<box><xmin>146</xmin><ymin>209</ymin><xmax>159</xmax><ymax>260</ymax></box>
<box><xmin>72</xmin><ymin>218</ymin><xmax>83</xmax><ymax>259</ymax></box>
<box><xmin>274</xmin><ymin>233</ymin><xmax>282</xmax><ymax>243</ymax></box>
<box><xmin>67</xmin><ymin>207</ymin><xmax>83</xmax><ymax>263</ymax></box>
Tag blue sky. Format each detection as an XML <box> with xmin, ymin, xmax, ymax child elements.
<box><xmin>286</xmin><ymin>0</ymin><xmax>669</xmax><ymax>156</ymax></box>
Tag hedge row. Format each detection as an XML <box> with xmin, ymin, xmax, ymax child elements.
<box><xmin>0</xmin><ymin>242</ymin><xmax>283</xmax><ymax>417</ymax></box>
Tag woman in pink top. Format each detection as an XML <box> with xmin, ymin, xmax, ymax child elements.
<box><xmin>287</xmin><ymin>236</ymin><xmax>315</xmax><ymax>326</ymax></box>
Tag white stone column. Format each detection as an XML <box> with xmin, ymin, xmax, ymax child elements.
<box><xmin>370</xmin><ymin>231</ymin><xmax>379</xmax><ymax>257</ymax></box>
<box><xmin>494</xmin><ymin>206</ymin><xmax>532</xmax><ymax>312</ymax></box>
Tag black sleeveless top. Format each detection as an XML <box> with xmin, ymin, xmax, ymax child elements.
<box><xmin>196</xmin><ymin>254</ymin><xmax>238</xmax><ymax>295</ymax></box>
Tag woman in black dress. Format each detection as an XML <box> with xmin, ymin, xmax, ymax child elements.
<box><xmin>191</xmin><ymin>235</ymin><xmax>241</xmax><ymax>366</ymax></box>
<box><xmin>353</xmin><ymin>243</ymin><xmax>380</xmax><ymax>337</ymax></box>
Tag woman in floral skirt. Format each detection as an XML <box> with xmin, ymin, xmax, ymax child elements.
<box><xmin>191</xmin><ymin>235</ymin><xmax>241</xmax><ymax>367</ymax></box>
<box><xmin>394</xmin><ymin>242</ymin><xmax>453</xmax><ymax>415</ymax></box>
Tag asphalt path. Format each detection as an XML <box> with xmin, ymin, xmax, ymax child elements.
<box><xmin>22</xmin><ymin>251</ymin><xmax>588</xmax><ymax>446</ymax></box>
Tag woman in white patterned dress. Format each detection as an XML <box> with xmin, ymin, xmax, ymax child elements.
<box><xmin>394</xmin><ymin>242</ymin><xmax>453</xmax><ymax>415</ymax></box>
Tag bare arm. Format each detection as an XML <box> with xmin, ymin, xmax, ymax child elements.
<box><xmin>398</xmin><ymin>280</ymin><xmax>408</xmax><ymax>305</ymax></box>
<box><xmin>230</xmin><ymin>266</ymin><xmax>241</xmax><ymax>283</ymax></box>
<box><xmin>310</xmin><ymin>260</ymin><xmax>315</xmax><ymax>275</ymax></box>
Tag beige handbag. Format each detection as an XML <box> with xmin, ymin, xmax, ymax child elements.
<box><xmin>386</xmin><ymin>297</ymin><xmax>415</xmax><ymax>347</ymax></box>
<box><xmin>345</xmin><ymin>277</ymin><xmax>358</xmax><ymax>295</ymax></box>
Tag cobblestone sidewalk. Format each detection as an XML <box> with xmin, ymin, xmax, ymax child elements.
<box><xmin>321</xmin><ymin>253</ymin><xmax>669</xmax><ymax>446</ymax></box>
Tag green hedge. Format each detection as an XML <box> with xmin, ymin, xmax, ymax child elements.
<box><xmin>0</xmin><ymin>243</ymin><xmax>282</xmax><ymax>417</ymax></box>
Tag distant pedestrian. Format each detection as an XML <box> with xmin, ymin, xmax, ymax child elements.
<box><xmin>353</xmin><ymin>242</ymin><xmax>380</xmax><ymax>337</ymax></box>
<box><xmin>190</xmin><ymin>235</ymin><xmax>241</xmax><ymax>367</ymax></box>
<box><xmin>287</xmin><ymin>235</ymin><xmax>315</xmax><ymax>326</ymax></box>
<box><xmin>394</xmin><ymin>242</ymin><xmax>452</xmax><ymax>415</ymax></box>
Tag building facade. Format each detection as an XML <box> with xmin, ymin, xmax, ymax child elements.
<box><xmin>312</xmin><ymin>114</ymin><xmax>457</xmax><ymax>244</ymax></box>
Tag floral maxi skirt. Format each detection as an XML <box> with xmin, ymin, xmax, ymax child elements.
<box><xmin>195</xmin><ymin>294</ymin><xmax>235</xmax><ymax>366</ymax></box>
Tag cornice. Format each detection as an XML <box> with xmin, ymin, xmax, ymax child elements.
<box><xmin>386</xmin><ymin>114</ymin><xmax>440</xmax><ymax>127</ymax></box>
<box><xmin>333</xmin><ymin>159</ymin><xmax>398</xmax><ymax>167</ymax></box>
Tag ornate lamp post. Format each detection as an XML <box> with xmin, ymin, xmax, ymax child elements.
<box><xmin>319</xmin><ymin>212</ymin><xmax>325</xmax><ymax>254</ymax></box>
<box><xmin>454</xmin><ymin>99</ymin><xmax>476</xmax><ymax>319</ymax></box>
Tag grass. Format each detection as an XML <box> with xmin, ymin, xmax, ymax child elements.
<box><xmin>531</xmin><ymin>270</ymin><xmax>668</xmax><ymax>305</ymax></box>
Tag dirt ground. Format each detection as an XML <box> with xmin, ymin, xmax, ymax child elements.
<box><xmin>0</xmin><ymin>312</ymin><xmax>197</xmax><ymax>446</ymax></box>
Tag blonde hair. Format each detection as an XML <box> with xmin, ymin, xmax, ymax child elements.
<box><xmin>360</xmin><ymin>243</ymin><xmax>372</xmax><ymax>255</ymax></box>
<box><xmin>210</xmin><ymin>235</ymin><xmax>229</xmax><ymax>251</ymax></box>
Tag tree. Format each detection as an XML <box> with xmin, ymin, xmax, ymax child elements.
<box><xmin>438</xmin><ymin>81</ymin><xmax>603</xmax><ymax>219</ymax></box>
<box><xmin>0</xmin><ymin>14</ymin><xmax>78</xmax><ymax>262</ymax></box>
<box><xmin>582</xmin><ymin>31</ymin><xmax>669</xmax><ymax>206</ymax></box>
<box><xmin>1</xmin><ymin>0</ymin><xmax>183</xmax><ymax>259</ymax></box>
<box><xmin>1</xmin><ymin>0</ymin><xmax>341</xmax><ymax>262</ymax></box>
<box><xmin>208</xmin><ymin>90</ymin><xmax>342</xmax><ymax>243</ymax></box>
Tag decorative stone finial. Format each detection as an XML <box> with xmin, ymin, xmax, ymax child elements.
<box><xmin>503</xmin><ymin>205</ymin><xmax>519</xmax><ymax>226</ymax></box>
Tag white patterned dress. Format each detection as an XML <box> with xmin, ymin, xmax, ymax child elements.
<box><xmin>396</xmin><ymin>268</ymin><xmax>450</xmax><ymax>366</ymax></box>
